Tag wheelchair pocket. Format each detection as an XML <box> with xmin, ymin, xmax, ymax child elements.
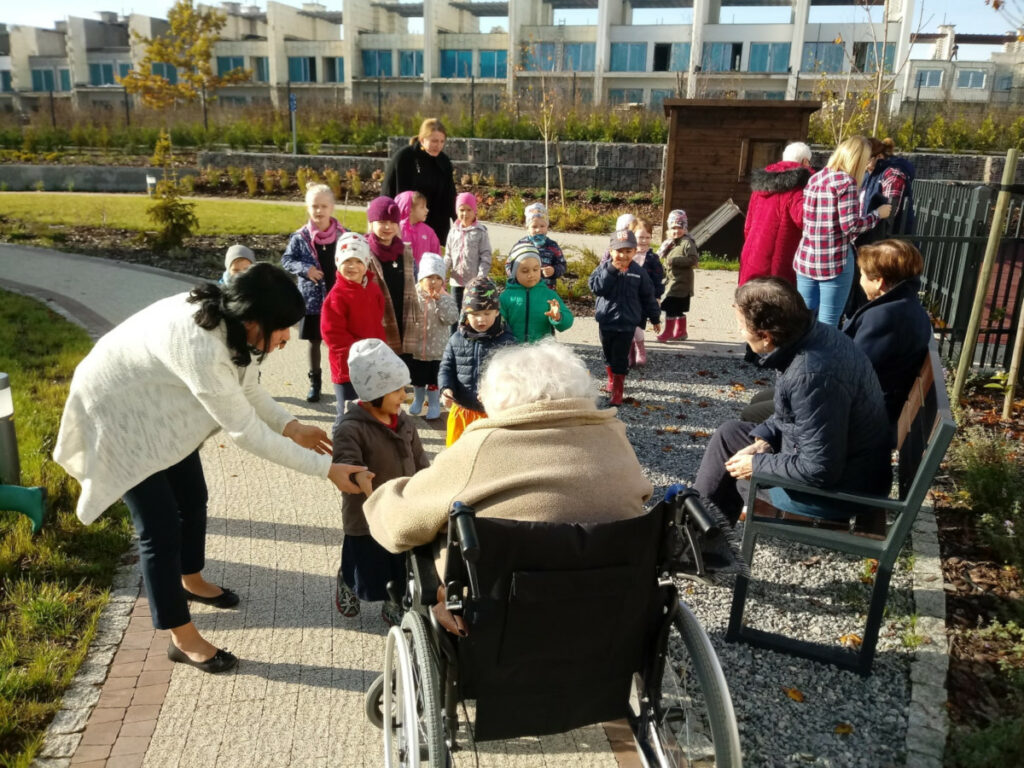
<box><xmin>498</xmin><ymin>565</ymin><xmax>637</xmax><ymax>664</ymax></box>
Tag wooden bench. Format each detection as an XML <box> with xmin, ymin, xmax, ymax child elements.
<box><xmin>725</xmin><ymin>342</ymin><xmax>956</xmax><ymax>676</ymax></box>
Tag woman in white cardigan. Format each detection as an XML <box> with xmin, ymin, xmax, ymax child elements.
<box><xmin>55</xmin><ymin>264</ymin><xmax>365</xmax><ymax>673</ymax></box>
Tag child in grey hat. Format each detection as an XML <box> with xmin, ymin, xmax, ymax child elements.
<box><xmin>331</xmin><ymin>338</ymin><xmax>429</xmax><ymax>626</ymax></box>
<box><xmin>218</xmin><ymin>244</ymin><xmax>254</xmax><ymax>284</ymax></box>
<box><xmin>403</xmin><ymin>252</ymin><xmax>459</xmax><ymax>420</ymax></box>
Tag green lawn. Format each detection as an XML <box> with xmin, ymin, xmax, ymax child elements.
<box><xmin>0</xmin><ymin>291</ymin><xmax>134</xmax><ymax>766</ymax></box>
<box><xmin>0</xmin><ymin>193</ymin><xmax>367</xmax><ymax>235</ymax></box>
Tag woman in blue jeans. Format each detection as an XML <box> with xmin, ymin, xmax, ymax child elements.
<box><xmin>693</xmin><ymin>278</ymin><xmax>891</xmax><ymax>524</ymax></box>
<box><xmin>55</xmin><ymin>265</ymin><xmax>365</xmax><ymax>673</ymax></box>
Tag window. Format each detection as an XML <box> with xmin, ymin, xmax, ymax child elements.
<box><xmin>914</xmin><ymin>69</ymin><xmax>942</xmax><ymax>88</ymax></box>
<box><xmin>996</xmin><ymin>74</ymin><xmax>1013</xmax><ymax>92</ymax></box>
<box><xmin>324</xmin><ymin>57</ymin><xmax>344</xmax><ymax>82</ymax></box>
<box><xmin>563</xmin><ymin>42</ymin><xmax>595</xmax><ymax>72</ymax></box>
<box><xmin>701</xmin><ymin>43</ymin><xmax>742</xmax><ymax>72</ymax></box>
<box><xmin>362</xmin><ymin>50</ymin><xmax>391</xmax><ymax>78</ymax></box>
<box><xmin>956</xmin><ymin>69</ymin><xmax>986</xmax><ymax>89</ymax></box>
<box><xmin>608</xmin><ymin>88</ymin><xmax>643</xmax><ymax>104</ymax></box>
<box><xmin>479</xmin><ymin>49</ymin><xmax>507</xmax><ymax>78</ymax></box>
<box><xmin>89</xmin><ymin>63</ymin><xmax>116</xmax><ymax>86</ymax></box>
<box><xmin>748</xmin><ymin>42</ymin><xmax>790</xmax><ymax>73</ymax></box>
<box><xmin>32</xmin><ymin>69</ymin><xmax>55</xmax><ymax>92</ymax></box>
<box><xmin>853</xmin><ymin>42</ymin><xmax>895</xmax><ymax>73</ymax></box>
<box><xmin>745</xmin><ymin>90</ymin><xmax>786</xmax><ymax>100</ymax></box>
<box><xmin>59</xmin><ymin>69</ymin><xmax>71</xmax><ymax>92</ymax></box>
<box><xmin>254</xmin><ymin>57</ymin><xmax>269</xmax><ymax>82</ymax></box>
<box><xmin>217</xmin><ymin>56</ymin><xmax>244</xmax><ymax>76</ymax></box>
<box><xmin>653</xmin><ymin>42</ymin><xmax>691</xmax><ymax>72</ymax></box>
<box><xmin>151</xmin><ymin>62</ymin><xmax>178</xmax><ymax>84</ymax></box>
<box><xmin>117</xmin><ymin>62</ymin><xmax>131</xmax><ymax>80</ymax></box>
<box><xmin>1</xmin><ymin>71</ymin><xmax>11</xmax><ymax>92</ymax></box>
<box><xmin>524</xmin><ymin>42</ymin><xmax>556</xmax><ymax>71</ymax></box>
<box><xmin>650</xmin><ymin>88</ymin><xmax>676</xmax><ymax>109</ymax></box>
<box><xmin>399</xmin><ymin>50</ymin><xmax>423</xmax><ymax>77</ymax></box>
<box><xmin>288</xmin><ymin>56</ymin><xmax>316</xmax><ymax>82</ymax></box>
<box><xmin>801</xmin><ymin>42</ymin><xmax>845</xmax><ymax>74</ymax></box>
<box><xmin>440</xmin><ymin>49</ymin><xmax>472</xmax><ymax>78</ymax></box>
<box><xmin>609</xmin><ymin>42</ymin><xmax>646</xmax><ymax>72</ymax></box>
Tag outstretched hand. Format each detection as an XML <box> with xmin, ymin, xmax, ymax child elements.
<box><xmin>283</xmin><ymin>420</ymin><xmax>332</xmax><ymax>454</ymax></box>
<box><xmin>545</xmin><ymin>299</ymin><xmax>561</xmax><ymax>322</ymax></box>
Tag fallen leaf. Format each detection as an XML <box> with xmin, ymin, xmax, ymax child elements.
<box><xmin>676</xmin><ymin>413</ymin><xmax>688</xmax><ymax>419</ymax></box>
<box><xmin>219</xmin><ymin>444</ymin><xmax>226</xmax><ymax>448</ymax></box>
<box><xmin>662</xmin><ymin>445</ymin><xmax>673</xmax><ymax>452</ymax></box>
<box><xmin>834</xmin><ymin>723</ymin><xmax>854</xmax><ymax>735</ymax></box>
<box><xmin>662</xmin><ymin>425</ymin><xmax>681</xmax><ymax>434</ymax></box>
<box><xmin>731</xmin><ymin>382</ymin><xmax>747</xmax><ymax>391</ymax></box>
<box><xmin>783</xmin><ymin>687</ymin><xmax>805</xmax><ymax>702</ymax></box>
<box><xmin>800</xmin><ymin>555</ymin><xmax>822</xmax><ymax>567</ymax></box>
<box><xmin>866</xmin><ymin>559</ymin><xmax>879</xmax><ymax>573</ymax></box>
<box><xmin>839</xmin><ymin>633</ymin><xmax>863</xmax><ymax>649</ymax></box>
<box><xmin>691</xmin><ymin>430</ymin><xmax>711</xmax><ymax>439</ymax></box>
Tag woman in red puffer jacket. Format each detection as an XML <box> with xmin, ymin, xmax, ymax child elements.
<box><xmin>738</xmin><ymin>142</ymin><xmax>813</xmax><ymax>287</ymax></box>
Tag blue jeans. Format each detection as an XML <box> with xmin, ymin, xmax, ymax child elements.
<box><xmin>796</xmin><ymin>247</ymin><xmax>856</xmax><ymax>327</ymax></box>
<box><xmin>122</xmin><ymin>449</ymin><xmax>208</xmax><ymax>630</ymax></box>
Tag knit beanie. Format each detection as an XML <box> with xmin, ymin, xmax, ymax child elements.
<box><xmin>394</xmin><ymin>190</ymin><xmax>416</xmax><ymax>221</ymax></box>
<box><xmin>367</xmin><ymin>196</ymin><xmax>400</xmax><ymax>223</ymax></box>
<box><xmin>462</xmin><ymin>277</ymin><xmax>501</xmax><ymax>312</ymax></box>
<box><xmin>504</xmin><ymin>240</ymin><xmax>542</xmax><ymax>283</ymax></box>
<box><xmin>667</xmin><ymin>209</ymin><xmax>688</xmax><ymax>229</ymax></box>
<box><xmin>334</xmin><ymin>232</ymin><xmax>372</xmax><ymax>269</ymax></box>
<box><xmin>224</xmin><ymin>244</ymin><xmax>255</xmax><ymax>271</ymax></box>
<box><xmin>524</xmin><ymin>202</ymin><xmax>548</xmax><ymax>224</ymax></box>
<box><xmin>456</xmin><ymin>192</ymin><xmax>477</xmax><ymax>214</ymax></box>
<box><xmin>347</xmin><ymin>339</ymin><xmax>411</xmax><ymax>402</ymax></box>
<box><xmin>608</xmin><ymin>229</ymin><xmax>638</xmax><ymax>252</ymax></box>
<box><xmin>615</xmin><ymin>213</ymin><xmax>636</xmax><ymax>231</ymax></box>
<box><xmin>417</xmin><ymin>252</ymin><xmax>446</xmax><ymax>280</ymax></box>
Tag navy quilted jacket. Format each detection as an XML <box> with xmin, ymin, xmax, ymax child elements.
<box><xmin>588</xmin><ymin>261</ymin><xmax>661</xmax><ymax>333</ymax></box>
<box><xmin>438</xmin><ymin>322</ymin><xmax>517</xmax><ymax>412</ymax></box>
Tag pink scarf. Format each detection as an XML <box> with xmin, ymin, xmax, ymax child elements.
<box><xmin>303</xmin><ymin>217</ymin><xmax>342</xmax><ymax>249</ymax></box>
<box><xmin>367</xmin><ymin>231</ymin><xmax>406</xmax><ymax>263</ymax></box>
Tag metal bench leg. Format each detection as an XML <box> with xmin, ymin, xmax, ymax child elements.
<box><xmin>726</xmin><ymin>525</ymin><xmax>759</xmax><ymax>642</ymax></box>
<box><xmin>857</xmin><ymin>564</ymin><xmax>893</xmax><ymax>676</ymax></box>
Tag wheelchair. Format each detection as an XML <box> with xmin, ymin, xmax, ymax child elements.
<box><xmin>365</xmin><ymin>488</ymin><xmax>743</xmax><ymax>768</ymax></box>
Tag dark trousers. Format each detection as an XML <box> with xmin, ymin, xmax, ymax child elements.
<box><xmin>693</xmin><ymin>419</ymin><xmax>756</xmax><ymax>525</ymax></box>
<box><xmin>408</xmin><ymin>358</ymin><xmax>441</xmax><ymax>388</ymax></box>
<box><xmin>122</xmin><ymin>449</ymin><xmax>208</xmax><ymax>630</ymax></box>
<box><xmin>450</xmin><ymin>286</ymin><xmax>465</xmax><ymax>334</ymax></box>
<box><xmin>599</xmin><ymin>328</ymin><xmax>634</xmax><ymax>376</ymax></box>
<box><xmin>739</xmin><ymin>387</ymin><xmax>775</xmax><ymax>424</ymax></box>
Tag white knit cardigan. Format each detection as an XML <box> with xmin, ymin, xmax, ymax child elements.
<box><xmin>54</xmin><ymin>293</ymin><xmax>331</xmax><ymax>524</ymax></box>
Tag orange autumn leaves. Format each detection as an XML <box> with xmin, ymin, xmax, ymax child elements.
<box><xmin>781</xmin><ymin>687</ymin><xmax>855</xmax><ymax>735</ymax></box>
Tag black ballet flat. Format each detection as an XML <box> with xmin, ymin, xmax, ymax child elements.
<box><xmin>167</xmin><ymin>641</ymin><xmax>238</xmax><ymax>674</ymax></box>
<box><xmin>182</xmin><ymin>586</ymin><xmax>240</xmax><ymax>609</ymax></box>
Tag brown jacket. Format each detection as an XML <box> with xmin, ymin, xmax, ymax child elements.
<box><xmin>332</xmin><ymin>404</ymin><xmax>430</xmax><ymax>536</ymax></box>
<box><xmin>364</xmin><ymin>398</ymin><xmax>652</xmax><ymax>553</ymax></box>
<box><xmin>369</xmin><ymin>242</ymin><xmax>417</xmax><ymax>355</ymax></box>
<box><xmin>662</xmin><ymin>236</ymin><xmax>698</xmax><ymax>299</ymax></box>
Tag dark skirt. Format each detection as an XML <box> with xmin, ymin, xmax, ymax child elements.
<box><xmin>340</xmin><ymin>534</ymin><xmax>406</xmax><ymax>602</ymax></box>
<box><xmin>661</xmin><ymin>296</ymin><xmax>691</xmax><ymax>316</ymax></box>
<box><xmin>299</xmin><ymin>314</ymin><xmax>322</xmax><ymax>342</ymax></box>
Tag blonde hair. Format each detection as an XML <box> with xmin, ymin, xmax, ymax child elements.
<box><xmin>304</xmin><ymin>183</ymin><xmax>334</xmax><ymax>206</ymax></box>
<box><xmin>478</xmin><ymin>339</ymin><xmax>596</xmax><ymax>415</ymax></box>
<box><xmin>827</xmin><ymin>136</ymin><xmax>872</xmax><ymax>187</ymax></box>
<box><xmin>630</xmin><ymin>217</ymin><xmax>654</xmax><ymax>233</ymax></box>
<box><xmin>413</xmin><ymin>118</ymin><xmax>447</xmax><ymax>146</ymax></box>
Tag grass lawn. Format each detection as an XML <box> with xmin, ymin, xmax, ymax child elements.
<box><xmin>0</xmin><ymin>193</ymin><xmax>368</xmax><ymax>235</ymax></box>
<box><xmin>0</xmin><ymin>291</ymin><xmax>134</xmax><ymax>766</ymax></box>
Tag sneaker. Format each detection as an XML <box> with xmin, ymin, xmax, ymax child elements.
<box><xmin>381</xmin><ymin>600</ymin><xmax>403</xmax><ymax>627</ymax></box>
<box><xmin>335</xmin><ymin>573</ymin><xmax>360</xmax><ymax>617</ymax></box>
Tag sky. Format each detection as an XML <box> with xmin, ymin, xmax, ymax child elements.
<box><xmin>2</xmin><ymin>0</ymin><xmax>1017</xmax><ymax>62</ymax></box>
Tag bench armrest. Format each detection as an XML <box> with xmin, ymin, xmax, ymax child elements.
<box><xmin>749</xmin><ymin>471</ymin><xmax>905</xmax><ymax>512</ymax></box>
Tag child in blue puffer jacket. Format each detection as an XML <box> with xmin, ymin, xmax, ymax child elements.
<box><xmin>588</xmin><ymin>230</ymin><xmax>662</xmax><ymax>406</ymax></box>
<box><xmin>439</xmin><ymin>277</ymin><xmax>517</xmax><ymax>445</ymax></box>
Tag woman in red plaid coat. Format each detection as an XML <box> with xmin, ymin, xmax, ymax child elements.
<box><xmin>793</xmin><ymin>136</ymin><xmax>891</xmax><ymax>326</ymax></box>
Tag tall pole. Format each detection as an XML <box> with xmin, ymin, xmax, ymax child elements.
<box><xmin>49</xmin><ymin>89</ymin><xmax>56</xmax><ymax>129</ymax></box>
<box><xmin>910</xmin><ymin>73</ymin><xmax>922</xmax><ymax>148</ymax></box>
<box><xmin>1003</xmin><ymin>290</ymin><xmax>1024</xmax><ymax>419</ymax></box>
<box><xmin>952</xmin><ymin>148</ymin><xmax>1019</xmax><ymax>405</ymax></box>
<box><xmin>468</xmin><ymin>62</ymin><xmax>475</xmax><ymax>136</ymax></box>
<box><xmin>123</xmin><ymin>88</ymin><xmax>130</xmax><ymax>128</ymax></box>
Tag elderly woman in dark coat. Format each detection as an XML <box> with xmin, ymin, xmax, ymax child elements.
<box><xmin>694</xmin><ymin>277</ymin><xmax>891</xmax><ymax>524</ymax></box>
<box><xmin>382</xmin><ymin>117</ymin><xmax>457</xmax><ymax>245</ymax></box>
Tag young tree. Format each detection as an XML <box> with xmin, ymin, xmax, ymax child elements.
<box><xmin>121</xmin><ymin>0</ymin><xmax>249</xmax><ymax>130</ymax></box>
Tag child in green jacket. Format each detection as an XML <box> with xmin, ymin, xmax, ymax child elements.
<box><xmin>500</xmin><ymin>241</ymin><xmax>574</xmax><ymax>343</ymax></box>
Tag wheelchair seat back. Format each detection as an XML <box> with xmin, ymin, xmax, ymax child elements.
<box><xmin>448</xmin><ymin>508</ymin><xmax>668</xmax><ymax>741</ymax></box>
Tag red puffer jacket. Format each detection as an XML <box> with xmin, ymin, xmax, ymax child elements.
<box><xmin>739</xmin><ymin>161</ymin><xmax>811</xmax><ymax>286</ymax></box>
<box><xmin>320</xmin><ymin>272</ymin><xmax>387</xmax><ymax>384</ymax></box>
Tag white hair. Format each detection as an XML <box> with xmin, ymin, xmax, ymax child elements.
<box><xmin>304</xmin><ymin>183</ymin><xmax>334</xmax><ymax>205</ymax></box>
<box><xmin>782</xmin><ymin>141</ymin><xmax>812</xmax><ymax>164</ymax></box>
<box><xmin>478</xmin><ymin>339</ymin><xmax>596</xmax><ymax>415</ymax></box>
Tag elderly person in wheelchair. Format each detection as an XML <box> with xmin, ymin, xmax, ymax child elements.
<box><xmin>363</xmin><ymin>341</ymin><xmax>743</xmax><ymax>768</ymax></box>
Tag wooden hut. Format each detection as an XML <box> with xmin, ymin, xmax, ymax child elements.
<box><xmin>661</xmin><ymin>99</ymin><xmax>821</xmax><ymax>259</ymax></box>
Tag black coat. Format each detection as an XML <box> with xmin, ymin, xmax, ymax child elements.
<box><xmin>843</xmin><ymin>278</ymin><xmax>932</xmax><ymax>423</ymax></box>
<box><xmin>750</xmin><ymin>321</ymin><xmax>891</xmax><ymax>496</ymax></box>
<box><xmin>382</xmin><ymin>141</ymin><xmax>457</xmax><ymax>244</ymax></box>
<box><xmin>588</xmin><ymin>261</ymin><xmax>661</xmax><ymax>332</ymax></box>
<box><xmin>438</xmin><ymin>323</ymin><xmax>517</xmax><ymax>412</ymax></box>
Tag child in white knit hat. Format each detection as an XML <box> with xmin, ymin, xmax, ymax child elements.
<box><xmin>332</xmin><ymin>338</ymin><xmax>429</xmax><ymax>626</ymax></box>
<box><xmin>403</xmin><ymin>252</ymin><xmax>459</xmax><ymax>420</ymax></box>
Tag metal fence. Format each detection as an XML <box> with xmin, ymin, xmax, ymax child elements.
<box><xmin>912</xmin><ymin>179</ymin><xmax>1024</xmax><ymax>371</ymax></box>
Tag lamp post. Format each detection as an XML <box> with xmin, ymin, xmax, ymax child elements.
<box><xmin>0</xmin><ymin>373</ymin><xmax>46</xmax><ymax>533</ymax></box>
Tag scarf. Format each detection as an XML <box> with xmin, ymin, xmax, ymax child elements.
<box><xmin>368</xmin><ymin>231</ymin><xmax>406</xmax><ymax>263</ymax></box>
<box><xmin>303</xmin><ymin>217</ymin><xmax>342</xmax><ymax>249</ymax></box>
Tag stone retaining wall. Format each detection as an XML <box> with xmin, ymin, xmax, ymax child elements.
<box><xmin>0</xmin><ymin>164</ymin><xmax>195</xmax><ymax>193</ymax></box>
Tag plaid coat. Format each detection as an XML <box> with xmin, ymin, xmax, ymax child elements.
<box><xmin>793</xmin><ymin>168</ymin><xmax>879</xmax><ymax>280</ymax></box>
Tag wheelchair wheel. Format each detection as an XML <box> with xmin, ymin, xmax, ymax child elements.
<box><xmin>645</xmin><ymin>602</ymin><xmax>741</xmax><ymax>768</ymax></box>
<box><xmin>381</xmin><ymin>613</ymin><xmax>447</xmax><ymax>767</ymax></box>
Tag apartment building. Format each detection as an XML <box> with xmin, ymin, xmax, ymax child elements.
<box><xmin>0</xmin><ymin>0</ymin><xmax>1019</xmax><ymax>117</ymax></box>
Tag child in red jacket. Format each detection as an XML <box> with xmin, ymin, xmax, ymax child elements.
<box><xmin>321</xmin><ymin>232</ymin><xmax>387</xmax><ymax>430</ymax></box>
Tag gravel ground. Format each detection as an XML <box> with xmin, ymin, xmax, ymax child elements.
<box><xmin>568</xmin><ymin>342</ymin><xmax>913</xmax><ymax>768</ymax></box>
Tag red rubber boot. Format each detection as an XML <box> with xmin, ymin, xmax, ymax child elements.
<box><xmin>609</xmin><ymin>374</ymin><xmax>625</xmax><ymax>406</ymax></box>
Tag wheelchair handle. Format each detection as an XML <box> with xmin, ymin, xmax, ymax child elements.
<box><xmin>675</xmin><ymin>488</ymin><xmax>720</xmax><ymax>540</ymax></box>
<box><xmin>450</xmin><ymin>502</ymin><xmax>480</xmax><ymax>563</ymax></box>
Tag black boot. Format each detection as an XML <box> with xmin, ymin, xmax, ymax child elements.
<box><xmin>306</xmin><ymin>371</ymin><xmax>322</xmax><ymax>403</ymax></box>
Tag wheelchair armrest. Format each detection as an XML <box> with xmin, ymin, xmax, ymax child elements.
<box><xmin>410</xmin><ymin>544</ymin><xmax>440</xmax><ymax>606</ymax></box>
<box><xmin>446</xmin><ymin>502</ymin><xmax>481</xmax><ymax>600</ymax></box>
<box><xmin>748</xmin><ymin>471</ymin><xmax>903</xmax><ymax>512</ymax></box>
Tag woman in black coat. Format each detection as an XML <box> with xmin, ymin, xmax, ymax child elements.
<box><xmin>694</xmin><ymin>278</ymin><xmax>891</xmax><ymax>524</ymax></box>
<box><xmin>382</xmin><ymin>118</ymin><xmax>457</xmax><ymax>245</ymax></box>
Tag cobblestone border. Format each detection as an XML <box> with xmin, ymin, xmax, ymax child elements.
<box><xmin>31</xmin><ymin>562</ymin><xmax>142</xmax><ymax>768</ymax></box>
<box><xmin>905</xmin><ymin>502</ymin><xmax>950</xmax><ymax>768</ymax></box>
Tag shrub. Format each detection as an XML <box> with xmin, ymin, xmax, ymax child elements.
<box><xmin>179</xmin><ymin>175</ymin><xmax>195</xmax><ymax>195</ymax></box>
<box><xmin>226</xmin><ymin>166</ymin><xmax>244</xmax><ymax>188</ymax></box>
<box><xmin>278</xmin><ymin>169</ymin><xmax>291</xmax><ymax>194</ymax></box>
<box><xmin>147</xmin><ymin>180</ymin><xmax>199</xmax><ymax>250</ymax></box>
<box><xmin>346</xmin><ymin>168</ymin><xmax>362</xmax><ymax>197</ymax></box>
<box><xmin>261</xmin><ymin>169</ymin><xmax>276</xmax><ymax>195</ymax></box>
<box><xmin>242</xmin><ymin>167</ymin><xmax>258</xmax><ymax>197</ymax></box>
<box><xmin>324</xmin><ymin>168</ymin><xmax>342</xmax><ymax>199</ymax></box>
